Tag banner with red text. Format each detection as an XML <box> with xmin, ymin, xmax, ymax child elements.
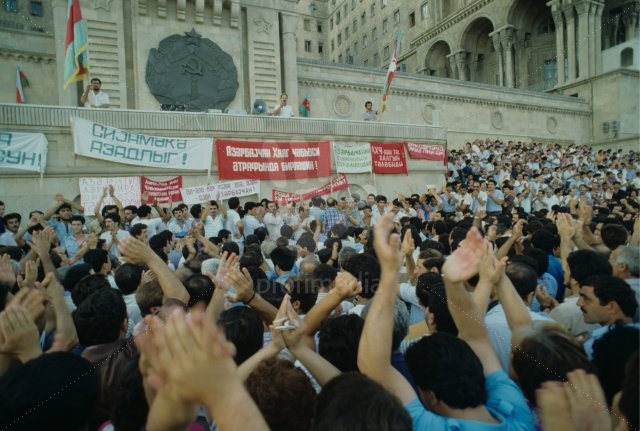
<box><xmin>405</xmin><ymin>142</ymin><xmax>446</xmax><ymax>162</ymax></box>
<box><xmin>370</xmin><ymin>142</ymin><xmax>408</xmax><ymax>174</ymax></box>
<box><xmin>180</xmin><ymin>179</ymin><xmax>260</xmax><ymax>205</ymax></box>
<box><xmin>216</xmin><ymin>139</ymin><xmax>331</xmax><ymax>180</ymax></box>
<box><xmin>141</xmin><ymin>176</ymin><xmax>182</xmax><ymax>204</ymax></box>
<box><xmin>272</xmin><ymin>174</ymin><xmax>349</xmax><ymax>203</ymax></box>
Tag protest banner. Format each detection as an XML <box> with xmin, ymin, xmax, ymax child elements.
<box><xmin>370</xmin><ymin>142</ymin><xmax>408</xmax><ymax>175</ymax></box>
<box><xmin>272</xmin><ymin>174</ymin><xmax>349</xmax><ymax>203</ymax></box>
<box><xmin>216</xmin><ymin>139</ymin><xmax>331</xmax><ymax>180</ymax></box>
<box><xmin>405</xmin><ymin>142</ymin><xmax>446</xmax><ymax>162</ymax></box>
<box><xmin>333</xmin><ymin>143</ymin><xmax>372</xmax><ymax>173</ymax></box>
<box><xmin>78</xmin><ymin>177</ymin><xmax>141</xmax><ymax>214</ymax></box>
<box><xmin>180</xmin><ymin>179</ymin><xmax>260</xmax><ymax>205</ymax></box>
<box><xmin>0</xmin><ymin>131</ymin><xmax>48</xmax><ymax>173</ymax></box>
<box><xmin>141</xmin><ymin>176</ymin><xmax>182</xmax><ymax>204</ymax></box>
<box><xmin>72</xmin><ymin>117</ymin><xmax>213</xmax><ymax>171</ymax></box>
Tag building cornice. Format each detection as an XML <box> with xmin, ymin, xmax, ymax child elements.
<box><xmin>0</xmin><ymin>49</ymin><xmax>55</xmax><ymax>64</ymax></box>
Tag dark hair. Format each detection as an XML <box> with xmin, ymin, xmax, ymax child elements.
<box><xmin>280</xmin><ymin>224</ymin><xmax>294</xmax><ymax>240</ymax></box>
<box><xmin>104</xmin><ymin>212</ymin><xmax>121</xmax><ymax>224</ymax></box>
<box><xmin>218</xmin><ymin>229</ymin><xmax>232</xmax><ymax>241</ymax></box>
<box><xmin>246</xmin><ymin>358</ymin><xmax>316</xmax><ymax>431</ymax></box>
<box><xmin>221</xmin><ymin>241</ymin><xmax>240</xmax><ymax>256</ymax></box>
<box><xmin>522</xmin><ymin>248</ymin><xmax>549</xmax><ymax>276</ymax></box>
<box><xmin>129</xmin><ymin>223</ymin><xmax>146</xmax><ymax>238</ymax></box>
<box><xmin>189</xmin><ymin>203</ymin><xmax>202</xmax><ymax>219</ymax></box>
<box><xmin>318</xmin><ymin>314</ymin><xmax>364</xmax><ymax>372</ymax></box>
<box><xmin>218</xmin><ymin>306</ymin><xmax>263</xmax><ymax>364</ymax></box>
<box><xmin>345</xmin><ymin>253</ymin><xmax>380</xmax><ymax>298</ymax></box>
<box><xmin>271</xmin><ymin>246</ymin><xmax>297</xmax><ymax>272</ymax></box>
<box><xmin>618</xmin><ymin>352</ymin><xmax>639</xmax><ymax>431</ymax></box>
<box><xmin>511</xmin><ymin>323</ymin><xmax>591</xmax><ymax>406</ymax></box>
<box><xmin>0</xmin><ymin>352</ymin><xmax>98</xmax><ymax>431</ymax></box>
<box><xmin>592</xmin><ymin>324</ymin><xmax>640</xmax><ymax>406</ymax></box>
<box><xmin>137</xmin><ymin>205</ymin><xmax>152</xmax><ymax>218</ymax></box>
<box><xmin>313</xmin><ymin>263</ymin><xmax>337</xmax><ymax>289</ymax></box>
<box><xmin>415</xmin><ymin>274</ymin><xmax>457</xmax><ymax>335</ymax></box>
<box><xmin>110</xmin><ymin>357</ymin><xmax>149</xmax><ymax>431</ymax></box>
<box><xmin>114</xmin><ymin>263</ymin><xmax>142</xmax><ymax>296</ymax></box>
<box><xmin>406</xmin><ymin>333</ymin><xmax>486</xmax><ymax>408</ymax></box>
<box><xmin>505</xmin><ymin>261</ymin><xmax>538</xmax><ymax>301</ymax></box>
<box><xmin>531</xmin><ymin>230</ymin><xmax>559</xmax><ymax>253</ymax></box>
<box><xmin>83</xmin><ymin>249</ymin><xmax>109</xmax><ymax>273</ymax></box>
<box><xmin>72</xmin><ymin>288</ymin><xmax>127</xmax><ymax>346</ymax></box>
<box><xmin>583</xmin><ymin>275</ymin><xmax>638</xmax><ymax>318</ymax></box>
<box><xmin>228</xmin><ymin>196</ymin><xmax>240</xmax><ymax>210</ymax></box>
<box><xmin>71</xmin><ymin>274</ymin><xmax>111</xmax><ymax>307</ymax></box>
<box><xmin>70</xmin><ymin>215</ymin><xmax>86</xmax><ymax>225</ymax></box>
<box><xmin>296</xmin><ymin>233</ymin><xmax>317</xmax><ymax>253</ymax></box>
<box><xmin>123</xmin><ymin>205</ymin><xmax>137</xmax><ymax>215</ymax></box>
<box><xmin>600</xmin><ymin>224</ymin><xmax>629</xmax><ymax>250</ymax></box>
<box><xmin>62</xmin><ymin>263</ymin><xmax>93</xmax><ymax>292</ymax></box>
<box><xmin>254</xmin><ymin>227</ymin><xmax>268</xmax><ymax>242</ymax></box>
<box><xmin>135</xmin><ymin>279</ymin><xmax>163</xmax><ymax>317</ymax></box>
<box><xmin>287</xmin><ymin>277</ymin><xmax>318</xmax><ymax>314</ymax></box>
<box><xmin>2</xmin><ymin>212</ymin><xmax>21</xmax><ymax>224</ymax></box>
<box><xmin>148</xmin><ymin>233</ymin><xmax>167</xmax><ymax>251</ymax></box>
<box><xmin>184</xmin><ymin>274</ymin><xmax>215</xmax><ymax>307</ymax></box>
<box><xmin>566</xmin><ymin>249</ymin><xmax>612</xmax><ymax>285</ymax></box>
<box><xmin>312</xmin><ymin>372</ymin><xmax>412</xmax><ymax>431</ymax></box>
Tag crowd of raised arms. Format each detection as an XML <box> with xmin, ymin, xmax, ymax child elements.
<box><xmin>0</xmin><ymin>139</ymin><xmax>638</xmax><ymax>431</ymax></box>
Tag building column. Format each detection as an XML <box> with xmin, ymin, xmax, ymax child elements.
<box><xmin>280</xmin><ymin>11</ymin><xmax>299</xmax><ymax>108</ymax></box>
<box><xmin>575</xmin><ymin>1</ymin><xmax>591</xmax><ymax>79</ymax></box>
<box><xmin>490</xmin><ymin>32</ymin><xmax>504</xmax><ymax>86</ymax></box>
<box><xmin>593</xmin><ymin>2</ymin><xmax>605</xmax><ymax>75</ymax></box>
<box><xmin>501</xmin><ymin>26</ymin><xmax>516</xmax><ymax>88</ymax></box>
<box><xmin>564</xmin><ymin>5</ymin><xmax>577</xmax><ymax>81</ymax></box>
<box><xmin>446</xmin><ymin>52</ymin><xmax>458</xmax><ymax>79</ymax></box>
<box><xmin>622</xmin><ymin>2</ymin><xmax>640</xmax><ymax>40</ymax></box>
<box><xmin>551</xmin><ymin>7</ymin><xmax>565</xmax><ymax>85</ymax></box>
<box><xmin>451</xmin><ymin>50</ymin><xmax>468</xmax><ymax>81</ymax></box>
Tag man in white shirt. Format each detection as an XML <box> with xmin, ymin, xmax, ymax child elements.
<box><xmin>99</xmin><ymin>213</ymin><xmax>130</xmax><ymax>259</ymax></box>
<box><xmin>272</xmin><ymin>93</ymin><xmax>293</xmax><ymax>117</ymax></box>
<box><xmin>80</xmin><ymin>77</ymin><xmax>110</xmax><ymax>108</ymax></box>
<box><xmin>263</xmin><ymin>201</ymin><xmax>284</xmax><ymax>240</ymax></box>
<box><xmin>131</xmin><ymin>203</ymin><xmax>168</xmax><ymax>237</ymax></box>
<box><xmin>242</xmin><ymin>202</ymin><xmax>264</xmax><ymax>237</ymax></box>
<box><xmin>225</xmin><ymin>197</ymin><xmax>244</xmax><ymax>254</ymax></box>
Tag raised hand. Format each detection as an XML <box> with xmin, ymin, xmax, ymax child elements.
<box><xmin>400</xmin><ymin>228</ymin><xmax>415</xmax><ymax>257</ymax></box>
<box><xmin>478</xmin><ymin>241</ymin><xmax>506</xmax><ymax>285</ymax></box>
<box><xmin>28</xmin><ymin>229</ymin><xmax>52</xmax><ymax>257</ymax></box>
<box><xmin>442</xmin><ymin>227</ymin><xmax>484</xmax><ymax>283</ymax></box>
<box><xmin>204</xmin><ymin>251</ymin><xmax>239</xmax><ymax>293</ymax></box>
<box><xmin>556</xmin><ymin>213</ymin><xmax>576</xmax><ymax>239</ymax></box>
<box><xmin>118</xmin><ymin>237</ymin><xmax>156</xmax><ymax>265</ymax></box>
<box><xmin>373</xmin><ymin>213</ymin><xmax>402</xmax><ymax>274</ymax></box>
<box><xmin>10</xmin><ymin>288</ymin><xmax>47</xmax><ymax>321</ymax></box>
<box><xmin>332</xmin><ymin>272</ymin><xmax>362</xmax><ymax>299</ymax></box>
<box><xmin>0</xmin><ymin>306</ymin><xmax>42</xmax><ymax>362</ymax></box>
<box><xmin>0</xmin><ymin>254</ymin><xmax>16</xmax><ymax>288</ymax></box>
<box><xmin>223</xmin><ymin>266</ymin><xmax>255</xmax><ymax>303</ymax></box>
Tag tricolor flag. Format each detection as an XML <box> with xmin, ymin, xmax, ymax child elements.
<box><xmin>63</xmin><ymin>0</ymin><xmax>89</xmax><ymax>90</ymax></box>
<box><xmin>380</xmin><ymin>31</ymin><xmax>403</xmax><ymax>114</ymax></box>
<box><xmin>299</xmin><ymin>95</ymin><xmax>311</xmax><ymax>117</ymax></box>
<box><xmin>16</xmin><ymin>67</ymin><xmax>29</xmax><ymax>104</ymax></box>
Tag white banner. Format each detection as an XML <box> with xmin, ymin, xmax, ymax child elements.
<box><xmin>181</xmin><ymin>179</ymin><xmax>260</xmax><ymax>205</ymax></box>
<box><xmin>333</xmin><ymin>142</ymin><xmax>372</xmax><ymax>173</ymax></box>
<box><xmin>72</xmin><ymin>117</ymin><xmax>213</xmax><ymax>171</ymax></box>
<box><xmin>79</xmin><ymin>177</ymin><xmax>142</xmax><ymax>215</ymax></box>
<box><xmin>0</xmin><ymin>131</ymin><xmax>48</xmax><ymax>173</ymax></box>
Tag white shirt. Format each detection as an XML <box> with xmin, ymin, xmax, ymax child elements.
<box><xmin>86</xmin><ymin>90</ymin><xmax>109</xmax><ymax>108</ymax></box>
<box><xmin>277</xmin><ymin>105</ymin><xmax>293</xmax><ymax>117</ymax></box>
<box><xmin>263</xmin><ymin>212</ymin><xmax>284</xmax><ymax>240</ymax></box>
<box><xmin>242</xmin><ymin>214</ymin><xmax>263</xmax><ymax>237</ymax></box>
<box><xmin>204</xmin><ymin>215</ymin><xmax>225</xmax><ymax>239</ymax></box>
<box><xmin>131</xmin><ymin>217</ymin><xmax>164</xmax><ymax>237</ymax></box>
<box><xmin>225</xmin><ymin>209</ymin><xmax>243</xmax><ymax>242</ymax></box>
<box><xmin>99</xmin><ymin>229</ymin><xmax>130</xmax><ymax>258</ymax></box>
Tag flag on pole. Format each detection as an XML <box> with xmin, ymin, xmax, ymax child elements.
<box><xmin>63</xmin><ymin>0</ymin><xmax>89</xmax><ymax>90</ymax></box>
<box><xmin>16</xmin><ymin>67</ymin><xmax>29</xmax><ymax>103</ymax></box>
<box><xmin>380</xmin><ymin>31</ymin><xmax>403</xmax><ymax>114</ymax></box>
<box><xmin>299</xmin><ymin>95</ymin><xmax>311</xmax><ymax>117</ymax></box>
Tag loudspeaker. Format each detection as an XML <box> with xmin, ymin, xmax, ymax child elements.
<box><xmin>161</xmin><ymin>104</ymin><xmax>186</xmax><ymax>111</ymax></box>
<box><xmin>252</xmin><ymin>99</ymin><xmax>268</xmax><ymax>115</ymax></box>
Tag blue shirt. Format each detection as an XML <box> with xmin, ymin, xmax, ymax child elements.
<box><xmin>47</xmin><ymin>219</ymin><xmax>73</xmax><ymax>248</ymax></box>
<box><xmin>486</xmin><ymin>189</ymin><xmax>504</xmax><ymax>213</ymax></box>
<box><xmin>530</xmin><ymin>273</ymin><xmax>558</xmax><ymax>312</ymax></box>
<box><xmin>583</xmin><ymin>323</ymin><xmax>640</xmax><ymax>360</ymax></box>
<box><xmin>406</xmin><ymin>370</ymin><xmax>534</xmax><ymax>431</ymax></box>
<box><xmin>546</xmin><ymin>255</ymin><xmax>565</xmax><ymax>301</ymax></box>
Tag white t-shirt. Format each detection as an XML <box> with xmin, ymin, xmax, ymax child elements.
<box><xmin>131</xmin><ymin>217</ymin><xmax>164</xmax><ymax>237</ymax></box>
<box><xmin>86</xmin><ymin>90</ymin><xmax>109</xmax><ymax>108</ymax></box>
<box><xmin>226</xmin><ymin>209</ymin><xmax>243</xmax><ymax>242</ymax></box>
<box><xmin>99</xmin><ymin>229</ymin><xmax>130</xmax><ymax>258</ymax></box>
<box><xmin>263</xmin><ymin>212</ymin><xmax>284</xmax><ymax>240</ymax></box>
<box><xmin>277</xmin><ymin>105</ymin><xmax>293</xmax><ymax>117</ymax></box>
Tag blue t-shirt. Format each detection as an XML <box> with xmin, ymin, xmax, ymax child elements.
<box><xmin>405</xmin><ymin>370</ymin><xmax>534</xmax><ymax>431</ymax></box>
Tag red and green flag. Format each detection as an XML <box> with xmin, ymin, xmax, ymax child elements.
<box><xmin>16</xmin><ymin>67</ymin><xmax>29</xmax><ymax>103</ymax></box>
<box><xmin>380</xmin><ymin>31</ymin><xmax>403</xmax><ymax>114</ymax></box>
<box><xmin>299</xmin><ymin>95</ymin><xmax>311</xmax><ymax>117</ymax></box>
<box><xmin>63</xmin><ymin>0</ymin><xmax>89</xmax><ymax>90</ymax></box>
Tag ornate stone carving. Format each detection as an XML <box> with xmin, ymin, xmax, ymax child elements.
<box><xmin>491</xmin><ymin>110</ymin><xmax>504</xmax><ymax>129</ymax></box>
<box><xmin>254</xmin><ymin>17</ymin><xmax>273</xmax><ymax>34</ymax></box>
<box><xmin>333</xmin><ymin>95</ymin><xmax>353</xmax><ymax>117</ymax></box>
<box><xmin>146</xmin><ymin>29</ymin><xmax>239</xmax><ymax>111</ymax></box>
<box><xmin>547</xmin><ymin>116</ymin><xmax>558</xmax><ymax>133</ymax></box>
<box><xmin>91</xmin><ymin>0</ymin><xmax>112</xmax><ymax>11</ymax></box>
<box><xmin>422</xmin><ymin>104</ymin><xmax>435</xmax><ymax>124</ymax></box>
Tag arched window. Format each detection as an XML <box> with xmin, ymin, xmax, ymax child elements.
<box><xmin>537</xmin><ymin>16</ymin><xmax>555</xmax><ymax>34</ymax></box>
<box><xmin>621</xmin><ymin>48</ymin><xmax>633</xmax><ymax>67</ymax></box>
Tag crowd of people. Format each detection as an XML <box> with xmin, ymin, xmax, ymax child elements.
<box><xmin>0</xmin><ymin>139</ymin><xmax>638</xmax><ymax>431</ymax></box>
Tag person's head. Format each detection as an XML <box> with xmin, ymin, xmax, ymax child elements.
<box><xmin>137</xmin><ymin>204</ymin><xmax>152</xmax><ymax>219</ymax></box>
<box><xmin>345</xmin><ymin>253</ymin><xmax>380</xmax><ymax>298</ymax></box>
<box><xmin>592</xmin><ymin>324</ymin><xmax>640</xmax><ymax>407</ymax></box>
<box><xmin>91</xmin><ymin>77</ymin><xmax>102</xmax><ymax>89</ymax></box>
<box><xmin>123</xmin><ymin>205</ymin><xmax>137</xmax><ymax>222</ymax></box>
<box><xmin>70</xmin><ymin>215</ymin><xmax>85</xmax><ymax>234</ymax></box>
<box><xmin>246</xmin><ymin>358</ymin><xmax>316</xmax><ymax>431</ymax></box>
<box><xmin>601</xmin><ymin>224</ymin><xmax>629</xmax><ymax>250</ymax></box>
<box><xmin>318</xmin><ymin>314</ymin><xmax>364</xmax><ymax>372</ymax></box>
<box><xmin>228</xmin><ymin>196</ymin><xmax>240</xmax><ymax>210</ymax></box>
<box><xmin>2</xmin><ymin>213</ymin><xmax>21</xmax><ymax>233</ymax></box>
<box><xmin>361</xmin><ymin>298</ymin><xmax>409</xmax><ymax>352</ymax></box>
<box><xmin>375</xmin><ymin>195</ymin><xmax>387</xmax><ymax>211</ymax></box>
<box><xmin>311</xmin><ymin>372</ymin><xmax>412</xmax><ymax>431</ymax></box>
<box><xmin>286</xmin><ymin>276</ymin><xmax>317</xmax><ymax>314</ymax></box>
<box><xmin>521</xmin><ymin>248</ymin><xmax>549</xmax><ymax>277</ymax></box>
<box><xmin>415</xmin><ymin>273</ymin><xmax>457</xmax><ymax>335</ymax></box>
<box><xmin>566</xmin><ymin>249</ymin><xmax>612</xmax><ymax>290</ymax></box>
<box><xmin>366</xmin><ymin>193</ymin><xmax>376</xmax><ymax>206</ymax></box>
<box><xmin>217</xmin><ymin>306</ymin><xmax>263</xmax><ymax>364</ymax></box>
<box><xmin>505</xmin><ymin>261</ymin><xmax>538</xmax><ymax>306</ymax></box>
<box><xmin>0</xmin><ymin>352</ymin><xmax>98</xmax><ymax>431</ymax></box>
<box><xmin>113</xmin><ymin>263</ymin><xmax>142</xmax><ymax>296</ymax></box>
<box><xmin>510</xmin><ymin>322</ymin><xmax>591</xmax><ymax>406</ymax></box>
<box><xmin>184</xmin><ymin>274</ymin><xmax>215</xmax><ymax>307</ymax></box>
<box><xmin>267</xmin><ymin>200</ymin><xmax>278</xmax><ymax>214</ymax></box>
<box><xmin>135</xmin><ymin>278</ymin><xmax>163</xmax><ymax>317</ymax></box>
<box><xmin>364</xmin><ymin>100</ymin><xmax>373</xmax><ymax>111</ymax></box>
<box><xmin>530</xmin><ymin>229</ymin><xmax>560</xmax><ymax>255</ymax></box>
<box><xmin>270</xmin><ymin>246</ymin><xmax>297</xmax><ymax>274</ymax></box>
<box><xmin>71</xmin><ymin>274</ymin><xmax>110</xmax><ymax>307</ymax></box>
<box><xmin>280</xmin><ymin>224</ymin><xmax>294</xmax><ymax>240</ymax></box>
<box><xmin>617</xmin><ymin>352</ymin><xmax>639</xmax><ymax>431</ymax></box>
<box><xmin>83</xmin><ymin>248</ymin><xmax>111</xmax><ymax>274</ymax></box>
<box><xmin>129</xmin><ymin>223</ymin><xmax>148</xmax><ymax>242</ymax></box>
<box><xmin>609</xmin><ymin>245</ymin><xmax>640</xmax><ymax>279</ymax></box>
<box><xmin>296</xmin><ymin>233</ymin><xmax>316</xmax><ymax>257</ymax></box>
<box><xmin>110</xmin><ymin>357</ymin><xmax>149</xmax><ymax>431</ymax></box>
<box><xmin>577</xmin><ymin>275</ymin><xmax>638</xmax><ymax>325</ymax></box>
<box><xmin>72</xmin><ymin>288</ymin><xmax>127</xmax><ymax>346</ymax></box>
<box><xmin>406</xmin><ymin>333</ymin><xmax>486</xmax><ymax>412</ymax></box>
<box><xmin>104</xmin><ymin>212</ymin><xmax>121</xmax><ymax>231</ymax></box>
<box><xmin>279</xmin><ymin>92</ymin><xmax>288</xmax><ymax>104</ymax></box>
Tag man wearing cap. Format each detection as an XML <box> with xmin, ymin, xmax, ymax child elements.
<box><xmin>343</xmin><ymin>197</ymin><xmax>363</xmax><ymax>228</ymax></box>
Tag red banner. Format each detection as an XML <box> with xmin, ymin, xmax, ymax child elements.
<box><xmin>272</xmin><ymin>174</ymin><xmax>349</xmax><ymax>203</ymax></box>
<box><xmin>141</xmin><ymin>176</ymin><xmax>183</xmax><ymax>203</ymax></box>
<box><xmin>370</xmin><ymin>142</ymin><xmax>408</xmax><ymax>174</ymax></box>
<box><xmin>216</xmin><ymin>139</ymin><xmax>331</xmax><ymax>180</ymax></box>
<box><xmin>406</xmin><ymin>142</ymin><xmax>446</xmax><ymax>162</ymax></box>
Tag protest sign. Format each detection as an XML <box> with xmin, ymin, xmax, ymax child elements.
<box><xmin>141</xmin><ymin>176</ymin><xmax>182</xmax><ymax>204</ymax></box>
<box><xmin>180</xmin><ymin>179</ymin><xmax>260</xmax><ymax>205</ymax></box>
<box><xmin>216</xmin><ymin>139</ymin><xmax>331</xmax><ymax>180</ymax></box>
<box><xmin>72</xmin><ymin>117</ymin><xmax>213</xmax><ymax>170</ymax></box>
<box><xmin>370</xmin><ymin>142</ymin><xmax>408</xmax><ymax>175</ymax></box>
<box><xmin>405</xmin><ymin>142</ymin><xmax>446</xmax><ymax>162</ymax></box>
<box><xmin>0</xmin><ymin>131</ymin><xmax>48</xmax><ymax>173</ymax></box>
<box><xmin>333</xmin><ymin>143</ymin><xmax>372</xmax><ymax>173</ymax></box>
<box><xmin>272</xmin><ymin>174</ymin><xmax>349</xmax><ymax>203</ymax></box>
<box><xmin>79</xmin><ymin>177</ymin><xmax>141</xmax><ymax>214</ymax></box>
